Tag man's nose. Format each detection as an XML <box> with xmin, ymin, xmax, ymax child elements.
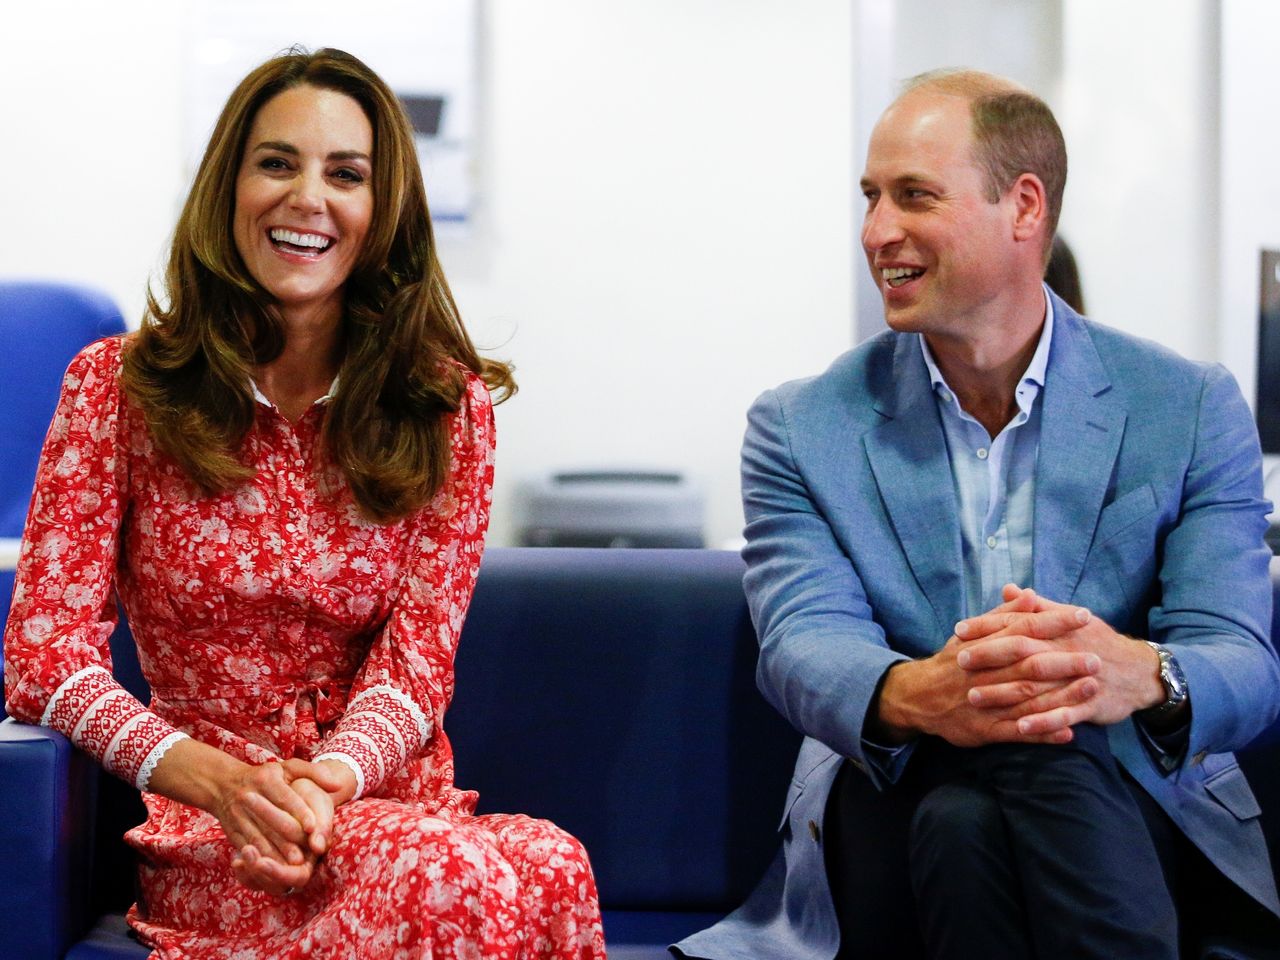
<box><xmin>861</xmin><ymin>200</ymin><xmax>904</xmax><ymax>252</ymax></box>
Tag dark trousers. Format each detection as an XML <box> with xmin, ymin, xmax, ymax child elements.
<box><xmin>824</xmin><ymin>726</ymin><xmax>1230</xmax><ymax>959</ymax></box>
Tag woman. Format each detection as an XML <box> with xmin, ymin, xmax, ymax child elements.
<box><xmin>3</xmin><ymin>47</ymin><xmax>605</xmax><ymax>960</ymax></box>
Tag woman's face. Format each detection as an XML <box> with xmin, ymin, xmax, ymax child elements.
<box><xmin>233</xmin><ymin>84</ymin><xmax>374</xmax><ymax>323</ymax></box>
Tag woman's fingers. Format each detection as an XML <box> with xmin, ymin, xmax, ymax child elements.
<box><xmin>250</xmin><ymin>762</ymin><xmax>316</xmax><ymax>838</ymax></box>
<box><xmin>232</xmin><ymin>847</ymin><xmax>315</xmax><ymax>896</ymax></box>
<box><xmin>289</xmin><ymin>777</ymin><xmax>335</xmax><ymax>856</ymax></box>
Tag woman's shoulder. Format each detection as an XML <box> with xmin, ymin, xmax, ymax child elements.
<box><xmin>62</xmin><ymin>333</ymin><xmax>133</xmax><ymax>399</ymax></box>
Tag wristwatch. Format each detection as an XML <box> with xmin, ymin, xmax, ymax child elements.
<box><xmin>1141</xmin><ymin>640</ymin><xmax>1189</xmax><ymax>718</ymax></box>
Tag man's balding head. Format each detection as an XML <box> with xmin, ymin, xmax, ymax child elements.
<box><xmin>898</xmin><ymin>69</ymin><xmax>1067</xmax><ymax>258</ymax></box>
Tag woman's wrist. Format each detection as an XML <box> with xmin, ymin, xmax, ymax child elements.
<box><xmin>145</xmin><ymin>737</ymin><xmax>250</xmax><ymax>813</ymax></box>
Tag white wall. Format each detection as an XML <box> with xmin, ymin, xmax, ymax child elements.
<box><xmin>0</xmin><ymin>2</ymin><xmax>857</xmax><ymax>548</ymax></box>
<box><xmin>465</xmin><ymin>1</ymin><xmax>855</xmax><ymax>545</ymax></box>
<box><xmin>1058</xmin><ymin>0</ymin><xmax>1219</xmax><ymax>363</ymax></box>
<box><xmin>0</xmin><ymin>2</ymin><xmax>186</xmax><ymax>328</ymax></box>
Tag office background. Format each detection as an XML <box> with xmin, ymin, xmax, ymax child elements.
<box><xmin>2</xmin><ymin>0</ymin><xmax>1277</xmax><ymax>547</ymax></box>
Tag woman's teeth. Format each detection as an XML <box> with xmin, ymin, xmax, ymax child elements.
<box><xmin>269</xmin><ymin>228</ymin><xmax>332</xmax><ymax>254</ymax></box>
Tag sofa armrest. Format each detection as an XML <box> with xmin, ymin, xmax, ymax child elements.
<box><xmin>0</xmin><ymin>719</ymin><xmax>98</xmax><ymax>959</ymax></box>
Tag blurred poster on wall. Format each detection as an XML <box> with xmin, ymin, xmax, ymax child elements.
<box><xmin>183</xmin><ymin>0</ymin><xmax>478</xmax><ymax>228</ymax></box>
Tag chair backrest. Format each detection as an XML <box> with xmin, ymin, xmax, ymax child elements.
<box><xmin>0</xmin><ymin>281</ymin><xmax>126</xmax><ymax>667</ymax></box>
<box><xmin>0</xmin><ymin>280</ymin><xmax>127</xmax><ymax>538</ymax></box>
<box><xmin>449</xmin><ymin>547</ymin><xmax>800</xmax><ymax>911</ymax></box>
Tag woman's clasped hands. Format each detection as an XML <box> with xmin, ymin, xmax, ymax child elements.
<box><xmin>215</xmin><ymin>757</ymin><xmax>358</xmax><ymax>897</ymax></box>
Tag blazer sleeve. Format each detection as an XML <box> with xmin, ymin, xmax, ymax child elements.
<box><xmin>3</xmin><ymin>338</ymin><xmax>188</xmax><ymax>791</ymax></box>
<box><xmin>742</xmin><ymin>387</ymin><xmax>912</xmax><ymax>787</ymax></box>
<box><xmin>1147</xmin><ymin>363</ymin><xmax>1280</xmax><ymax>760</ymax></box>
<box><xmin>315</xmin><ymin>373</ymin><xmax>494</xmax><ymax>799</ymax></box>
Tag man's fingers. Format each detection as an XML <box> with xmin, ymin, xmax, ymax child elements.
<box><xmin>955</xmin><ymin>634</ymin><xmax>1058</xmax><ymax>670</ymax></box>
<box><xmin>1013</xmin><ymin>699</ymin><xmax>1097</xmax><ymax>736</ymax></box>
<box><xmin>955</xmin><ymin>604</ymin><xmax>1091</xmax><ymax>644</ymax></box>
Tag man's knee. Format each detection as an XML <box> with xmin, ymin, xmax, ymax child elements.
<box><xmin>909</xmin><ymin>781</ymin><xmax>1008</xmax><ymax>870</ymax></box>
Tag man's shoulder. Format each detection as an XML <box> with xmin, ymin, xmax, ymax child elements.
<box><xmin>1066</xmin><ymin>313</ymin><xmax>1227</xmax><ymax>402</ymax></box>
<box><xmin>763</xmin><ymin>329</ymin><xmax>901</xmax><ymax>417</ymax></box>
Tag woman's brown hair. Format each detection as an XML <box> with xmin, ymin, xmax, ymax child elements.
<box><xmin>122</xmin><ymin>46</ymin><xmax>514</xmax><ymax>522</ymax></box>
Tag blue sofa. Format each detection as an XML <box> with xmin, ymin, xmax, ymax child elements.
<box><xmin>0</xmin><ymin>547</ymin><xmax>799</xmax><ymax>959</ymax></box>
<box><xmin>2</xmin><ymin>547</ymin><xmax>1278</xmax><ymax>959</ymax></box>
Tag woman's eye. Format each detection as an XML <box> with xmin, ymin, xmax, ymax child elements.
<box><xmin>259</xmin><ymin>157</ymin><xmax>290</xmax><ymax>172</ymax></box>
<box><xmin>333</xmin><ymin>167</ymin><xmax>365</xmax><ymax>184</ymax></box>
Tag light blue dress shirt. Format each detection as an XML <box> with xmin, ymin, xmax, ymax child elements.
<box><xmin>862</xmin><ymin>288</ymin><xmax>1053</xmax><ymax>778</ymax></box>
<box><xmin>920</xmin><ymin>289</ymin><xmax>1054</xmax><ymax>617</ymax></box>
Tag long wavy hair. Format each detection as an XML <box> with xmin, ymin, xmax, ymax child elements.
<box><xmin>121</xmin><ymin>47</ymin><xmax>514</xmax><ymax>522</ymax></box>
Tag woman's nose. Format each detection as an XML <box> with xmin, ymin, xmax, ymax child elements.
<box><xmin>288</xmin><ymin>170</ymin><xmax>325</xmax><ymax>215</ymax></box>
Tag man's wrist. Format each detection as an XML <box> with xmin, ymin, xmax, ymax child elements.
<box><xmin>872</xmin><ymin>660</ymin><xmax>923</xmax><ymax>745</ymax></box>
<box><xmin>1135</xmin><ymin>640</ymin><xmax>1190</xmax><ymax>729</ymax></box>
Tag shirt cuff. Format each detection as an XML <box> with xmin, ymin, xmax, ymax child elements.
<box><xmin>1133</xmin><ymin>711</ymin><xmax>1191</xmax><ymax>773</ymax></box>
<box><xmin>860</xmin><ymin>735</ymin><xmax>917</xmax><ymax>786</ymax></box>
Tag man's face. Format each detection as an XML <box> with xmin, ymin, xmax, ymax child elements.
<box><xmin>860</xmin><ymin>90</ymin><xmax>1019</xmax><ymax>339</ymax></box>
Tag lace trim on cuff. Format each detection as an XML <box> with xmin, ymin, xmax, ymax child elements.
<box><xmin>347</xmin><ymin>684</ymin><xmax>432</xmax><ymax>746</ymax></box>
<box><xmin>314</xmin><ymin>751</ymin><xmax>366</xmax><ymax>800</ymax></box>
<box><xmin>40</xmin><ymin>664</ymin><xmax>113</xmax><ymax>727</ymax></box>
<box><xmin>136</xmin><ymin>731</ymin><xmax>190</xmax><ymax>792</ymax></box>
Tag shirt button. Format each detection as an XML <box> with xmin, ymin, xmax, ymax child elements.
<box><xmin>976</xmin><ymin>448</ymin><xmax>989</xmax><ymax>460</ymax></box>
<box><xmin>940</xmin><ymin>391</ymin><xmax>952</xmax><ymax>403</ymax></box>
<box><xmin>986</xmin><ymin>535</ymin><xmax>998</xmax><ymax>549</ymax></box>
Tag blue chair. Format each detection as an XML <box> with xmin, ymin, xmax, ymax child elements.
<box><xmin>0</xmin><ymin>281</ymin><xmax>126</xmax><ymax>662</ymax></box>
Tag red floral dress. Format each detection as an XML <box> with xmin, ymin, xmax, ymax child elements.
<box><xmin>3</xmin><ymin>337</ymin><xmax>605</xmax><ymax>960</ymax></box>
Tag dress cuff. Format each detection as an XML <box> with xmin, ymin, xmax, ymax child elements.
<box><xmin>313</xmin><ymin>751</ymin><xmax>366</xmax><ymax>801</ymax></box>
<box><xmin>42</xmin><ymin>665</ymin><xmax>185</xmax><ymax>790</ymax></box>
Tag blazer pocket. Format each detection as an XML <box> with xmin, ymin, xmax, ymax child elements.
<box><xmin>777</xmin><ymin>739</ymin><xmax>840</xmax><ymax>830</ymax></box>
<box><xmin>1203</xmin><ymin>760</ymin><xmax>1263</xmax><ymax>821</ymax></box>
<box><xmin>1093</xmin><ymin>483</ymin><xmax>1158</xmax><ymax>547</ymax></box>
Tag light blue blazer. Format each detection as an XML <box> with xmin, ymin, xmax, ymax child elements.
<box><xmin>676</xmin><ymin>295</ymin><xmax>1280</xmax><ymax>960</ymax></box>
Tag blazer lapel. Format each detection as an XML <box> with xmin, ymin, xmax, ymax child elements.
<box><xmin>1033</xmin><ymin>304</ymin><xmax>1127</xmax><ymax>603</ymax></box>
<box><xmin>863</xmin><ymin>336</ymin><xmax>966</xmax><ymax>635</ymax></box>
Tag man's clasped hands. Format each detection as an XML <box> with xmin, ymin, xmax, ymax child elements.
<box><xmin>878</xmin><ymin>584</ymin><xmax>1164</xmax><ymax>748</ymax></box>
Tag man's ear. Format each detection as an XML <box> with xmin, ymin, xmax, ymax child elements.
<box><xmin>1009</xmin><ymin>172</ymin><xmax>1049</xmax><ymax>244</ymax></box>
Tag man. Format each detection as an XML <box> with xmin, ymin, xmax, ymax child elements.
<box><xmin>675</xmin><ymin>70</ymin><xmax>1280</xmax><ymax>959</ymax></box>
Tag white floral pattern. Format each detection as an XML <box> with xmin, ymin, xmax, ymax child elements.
<box><xmin>3</xmin><ymin>336</ymin><xmax>605</xmax><ymax>960</ymax></box>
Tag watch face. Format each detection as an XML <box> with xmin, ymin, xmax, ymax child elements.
<box><xmin>1162</xmin><ymin>652</ymin><xmax>1187</xmax><ymax>700</ymax></box>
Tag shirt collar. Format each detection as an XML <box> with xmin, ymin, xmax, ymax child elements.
<box><xmin>919</xmin><ymin>285</ymin><xmax>1055</xmax><ymax>400</ymax></box>
<box><xmin>250</xmin><ymin>376</ymin><xmax>341</xmax><ymax>411</ymax></box>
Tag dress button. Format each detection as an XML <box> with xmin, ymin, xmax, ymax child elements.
<box><xmin>1191</xmin><ymin>750</ymin><xmax>1207</xmax><ymax>766</ymax></box>
<box><xmin>808</xmin><ymin>820</ymin><xmax>821</xmax><ymax>844</ymax></box>
<box><xmin>986</xmin><ymin>535</ymin><xmax>998</xmax><ymax>549</ymax></box>
<box><xmin>976</xmin><ymin>447</ymin><xmax>989</xmax><ymax>460</ymax></box>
